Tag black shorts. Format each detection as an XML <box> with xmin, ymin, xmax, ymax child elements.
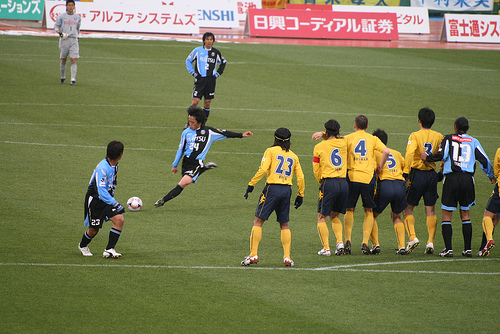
<box><xmin>485</xmin><ymin>184</ymin><xmax>500</xmax><ymax>214</ymax></box>
<box><xmin>255</xmin><ymin>184</ymin><xmax>291</xmax><ymax>224</ymax></box>
<box><xmin>346</xmin><ymin>174</ymin><xmax>376</xmax><ymax>209</ymax></box>
<box><xmin>441</xmin><ymin>172</ymin><xmax>476</xmax><ymax>211</ymax></box>
<box><xmin>318</xmin><ymin>178</ymin><xmax>348</xmax><ymax>215</ymax></box>
<box><xmin>405</xmin><ymin>169</ymin><xmax>439</xmax><ymax>207</ymax></box>
<box><xmin>192</xmin><ymin>76</ymin><xmax>216</xmax><ymax>100</ymax></box>
<box><xmin>181</xmin><ymin>157</ymin><xmax>205</xmax><ymax>183</ymax></box>
<box><xmin>84</xmin><ymin>193</ymin><xmax>120</xmax><ymax>229</ymax></box>
<box><xmin>374</xmin><ymin>179</ymin><xmax>407</xmax><ymax>215</ymax></box>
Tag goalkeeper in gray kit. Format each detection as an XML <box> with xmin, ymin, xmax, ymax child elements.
<box><xmin>54</xmin><ymin>0</ymin><xmax>81</xmax><ymax>86</ymax></box>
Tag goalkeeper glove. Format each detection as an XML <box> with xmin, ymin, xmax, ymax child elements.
<box><xmin>113</xmin><ymin>202</ymin><xmax>125</xmax><ymax>214</ymax></box>
<box><xmin>214</xmin><ymin>72</ymin><xmax>220</xmax><ymax>79</ymax></box>
<box><xmin>294</xmin><ymin>196</ymin><xmax>303</xmax><ymax>209</ymax></box>
<box><xmin>192</xmin><ymin>72</ymin><xmax>199</xmax><ymax>79</ymax></box>
<box><xmin>244</xmin><ymin>185</ymin><xmax>254</xmax><ymax>199</ymax></box>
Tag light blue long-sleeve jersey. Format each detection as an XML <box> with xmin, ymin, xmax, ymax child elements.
<box><xmin>87</xmin><ymin>158</ymin><xmax>118</xmax><ymax>206</ymax></box>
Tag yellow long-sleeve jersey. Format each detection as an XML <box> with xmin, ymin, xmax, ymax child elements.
<box><xmin>403</xmin><ymin>129</ymin><xmax>443</xmax><ymax>174</ymax></box>
<box><xmin>312</xmin><ymin>136</ymin><xmax>348</xmax><ymax>184</ymax></box>
<box><xmin>345</xmin><ymin>130</ymin><xmax>387</xmax><ymax>184</ymax></box>
<box><xmin>375</xmin><ymin>148</ymin><xmax>405</xmax><ymax>181</ymax></box>
<box><xmin>248</xmin><ymin>146</ymin><xmax>305</xmax><ymax>197</ymax></box>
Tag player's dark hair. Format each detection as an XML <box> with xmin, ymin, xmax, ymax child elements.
<box><xmin>325</xmin><ymin>119</ymin><xmax>340</xmax><ymax>138</ymax></box>
<box><xmin>203</xmin><ymin>32</ymin><xmax>215</xmax><ymax>44</ymax></box>
<box><xmin>455</xmin><ymin>116</ymin><xmax>469</xmax><ymax>134</ymax></box>
<box><xmin>274</xmin><ymin>127</ymin><xmax>291</xmax><ymax>152</ymax></box>
<box><xmin>187</xmin><ymin>106</ymin><xmax>206</xmax><ymax>125</ymax></box>
<box><xmin>372</xmin><ymin>129</ymin><xmax>388</xmax><ymax>145</ymax></box>
<box><xmin>418</xmin><ymin>107</ymin><xmax>435</xmax><ymax>128</ymax></box>
<box><xmin>107</xmin><ymin>140</ymin><xmax>124</xmax><ymax>160</ymax></box>
<box><xmin>355</xmin><ymin>115</ymin><xmax>368</xmax><ymax>130</ymax></box>
<box><xmin>66</xmin><ymin>0</ymin><xmax>75</xmax><ymax>5</ymax></box>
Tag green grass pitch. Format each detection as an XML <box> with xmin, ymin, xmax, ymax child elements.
<box><xmin>1</xmin><ymin>34</ymin><xmax>499</xmax><ymax>333</ymax></box>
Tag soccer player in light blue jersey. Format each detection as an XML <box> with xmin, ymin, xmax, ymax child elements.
<box><xmin>154</xmin><ymin>107</ymin><xmax>252</xmax><ymax>208</ymax></box>
<box><xmin>79</xmin><ymin>141</ymin><xmax>125</xmax><ymax>258</ymax></box>
<box><xmin>186</xmin><ymin>32</ymin><xmax>226</xmax><ymax>122</ymax></box>
<box><xmin>54</xmin><ymin>0</ymin><xmax>81</xmax><ymax>85</ymax></box>
<box><xmin>421</xmin><ymin>117</ymin><xmax>496</xmax><ymax>257</ymax></box>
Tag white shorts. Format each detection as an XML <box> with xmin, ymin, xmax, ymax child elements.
<box><xmin>59</xmin><ymin>37</ymin><xmax>79</xmax><ymax>59</ymax></box>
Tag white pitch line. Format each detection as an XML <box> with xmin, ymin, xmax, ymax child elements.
<box><xmin>1</xmin><ymin>258</ymin><xmax>499</xmax><ymax>275</ymax></box>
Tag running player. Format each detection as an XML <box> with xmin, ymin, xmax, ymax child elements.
<box><xmin>403</xmin><ymin>107</ymin><xmax>443</xmax><ymax>254</ymax></box>
<box><xmin>372</xmin><ymin>129</ymin><xmax>408</xmax><ymax>255</ymax></box>
<box><xmin>54</xmin><ymin>0</ymin><xmax>81</xmax><ymax>85</ymax></box>
<box><xmin>421</xmin><ymin>117</ymin><xmax>495</xmax><ymax>257</ymax></box>
<box><xmin>79</xmin><ymin>141</ymin><xmax>125</xmax><ymax>258</ymax></box>
<box><xmin>186</xmin><ymin>32</ymin><xmax>226</xmax><ymax>123</ymax></box>
<box><xmin>313</xmin><ymin>119</ymin><xmax>348</xmax><ymax>257</ymax></box>
<box><xmin>242</xmin><ymin>128</ymin><xmax>305</xmax><ymax>267</ymax></box>
<box><xmin>154</xmin><ymin>107</ymin><xmax>253</xmax><ymax>207</ymax></box>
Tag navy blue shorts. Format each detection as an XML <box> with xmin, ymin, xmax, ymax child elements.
<box><xmin>374</xmin><ymin>179</ymin><xmax>407</xmax><ymax>215</ymax></box>
<box><xmin>318</xmin><ymin>178</ymin><xmax>348</xmax><ymax>215</ymax></box>
<box><xmin>405</xmin><ymin>169</ymin><xmax>439</xmax><ymax>207</ymax></box>
<box><xmin>347</xmin><ymin>174</ymin><xmax>376</xmax><ymax>209</ymax></box>
<box><xmin>84</xmin><ymin>194</ymin><xmax>120</xmax><ymax>228</ymax></box>
<box><xmin>441</xmin><ymin>172</ymin><xmax>475</xmax><ymax>211</ymax></box>
<box><xmin>486</xmin><ymin>184</ymin><xmax>500</xmax><ymax>214</ymax></box>
<box><xmin>255</xmin><ymin>184</ymin><xmax>291</xmax><ymax>224</ymax></box>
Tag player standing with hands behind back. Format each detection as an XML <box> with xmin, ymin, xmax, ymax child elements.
<box><xmin>54</xmin><ymin>0</ymin><xmax>81</xmax><ymax>86</ymax></box>
<box><xmin>186</xmin><ymin>32</ymin><xmax>226</xmax><ymax>123</ymax></box>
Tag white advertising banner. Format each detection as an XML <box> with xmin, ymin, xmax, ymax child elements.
<box><xmin>442</xmin><ymin>14</ymin><xmax>500</xmax><ymax>43</ymax></box>
<box><xmin>333</xmin><ymin>5</ymin><xmax>429</xmax><ymax>34</ymax></box>
<box><xmin>179</xmin><ymin>0</ymin><xmax>239</xmax><ymax>28</ymax></box>
<box><xmin>45</xmin><ymin>0</ymin><xmax>199</xmax><ymax>34</ymax></box>
<box><xmin>410</xmin><ymin>0</ymin><xmax>493</xmax><ymax>12</ymax></box>
<box><xmin>235</xmin><ymin>1</ymin><xmax>262</xmax><ymax>21</ymax></box>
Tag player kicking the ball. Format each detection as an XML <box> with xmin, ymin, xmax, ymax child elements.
<box><xmin>154</xmin><ymin>107</ymin><xmax>253</xmax><ymax>208</ymax></box>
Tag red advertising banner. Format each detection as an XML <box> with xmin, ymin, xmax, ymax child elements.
<box><xmin>246</xmin><ymin>8</ymin><xmax>398</xmax><ymax>40</ymax></box>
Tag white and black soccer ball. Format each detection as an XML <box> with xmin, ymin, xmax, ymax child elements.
<box><xmin>127</xmin><ymin>196</ymin><xmax>143</xmax><ymax>212</ymax></box>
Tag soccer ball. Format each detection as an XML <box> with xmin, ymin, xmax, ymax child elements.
<box><xmin>127</xmin><ymin>197</ymin><xmax>143</xmax><ymax>212</ymax></box>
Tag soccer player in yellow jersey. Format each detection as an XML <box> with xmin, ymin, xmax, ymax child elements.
<box><xmin>313</xmin><ymin>119</ymin><xmax>348</xmax><ymax>256</ymax></box>
<box><xmin>343</xmin><ymin>115</ymin><xmax>389</xmax><ymax>255</ymax></box>
<box><xmin>402</xmin><ymin>107</ymin><xmax>443</xmax><ymax>255</ymax></box>
<box><xmin>479</xmin><ymin>147</ymin><xmax>500</xmax><ymax>256</ymax></box>
<box><xmin>372</xmin><ymin>129</ymin><xmax>408</xmax><ymax>255</ymax></box>
<box><xmin>241</xmin><ymin>128</ymin><xmax>305</xmax><ymax>267</ymax></box>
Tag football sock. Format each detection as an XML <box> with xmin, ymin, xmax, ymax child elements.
<box><xmin>480</xmin><ymin>232</ymin><xmax>487</xmax><ymax>251</ymax></box>
<box><xmin>163</xmin><ymin>185</ymin><xmax>184</xmax><ymax>202</ymax></box>
<box><xmin>79</xmin><ymin>230</ymin><xmax>93</xmax><ymax>247</ymax></box>
<box><xmin>281</xmin><ymin>228</ymin><xmax>292</xmax><ymax>259</ymax></box>
<box><xmin>362</xmin><ymin>211</ymin><xmax>374</xmax><ymax>245</ymax></box>
<box><xmin>249</xmin><ymin>225</ymin><xmax>262</xmax><ymax>257</ymax></box>
<box><xmin>462</xmin><ymin>220</ymin><xmax>472</xmax><ymax>250</ymax></box>
<box><xmin>203</xmin><ymin>108</ymin><xmax>210</xmax><ymax>122</ymax></box>
<box><xmin>106</xmin><ymin>228</ymin><xmax>121</xmax><ymax>250</ymax></box>
<box><xmin>370</xmin><ymin>219</ymin><xmax>379</xmax><ymax>246</ymax></box>
<box><xmin>394</xmin><ymin>222</ymin><xmax>406</xmax><ymax>249</ymax></box>
<box><xmin>483</xmin><ymin>216</ymin><xmax>494</xmax><ymax>240</ymax></box>
<box><xmin>344</xmin><ymin>211</ymin><xmax>354</xmax><ymax>243</ymax></box>
<box><xmin>404</xmin><ymin>214</ymin><xmax>416</xmax><ymax>240</ymax></box>
<box><xmin>331</xmin><ymin>217</ymin><xmax>343</xmax><ymax>245</ymax></box>
<box><xmin>441</xmin><ymin>221</ymin><xmax>452</xmax><ymax>250</ymax></box>
<box><xmin>70</xmin><ymin>62</ymin><xmax>77</xmax><ymax>81</ymax></box>
<box><xmin>426</xmin><ymin>215</ymin><xmax>437</xmax><ymax>244</ymax></box>
<box><xmin>60</xmin><ymin>61</ymin><xmax>66</xmax><ymax>79</ymax></box>
<box><xmin>317</xmin><ymin>222</ymin><xmax>329</xmax><ymax>250</ymax></box>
